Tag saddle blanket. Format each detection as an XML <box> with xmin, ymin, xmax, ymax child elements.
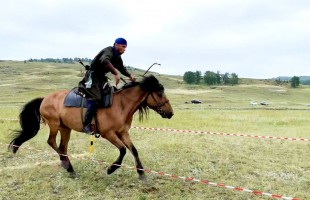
<box><xmin>64</xmin><ymin>87</ymin><xmax>113</xmax><ymax>108</ymax></box>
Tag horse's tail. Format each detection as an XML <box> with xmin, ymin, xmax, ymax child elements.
<box><xmin>9</xmin><ymin>97</ymin><xmax>44</xmax><ymax>153</ymax></box>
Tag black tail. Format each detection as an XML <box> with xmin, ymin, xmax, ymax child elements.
<box><xmin>9</xmin><ymin>97</ymin><xmax>44</xmax><ymax>153</ymax></box>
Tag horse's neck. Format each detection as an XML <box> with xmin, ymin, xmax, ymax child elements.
<box><xmin>114</xmin><ymin>86</ymin><xmax>147</xmax><ymax>116</ymax></box>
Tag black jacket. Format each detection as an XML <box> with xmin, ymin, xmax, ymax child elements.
<box><xmin>90</xmin><ymin>46</ymin><xmax>130</xmax><ymax>83</ymax></box>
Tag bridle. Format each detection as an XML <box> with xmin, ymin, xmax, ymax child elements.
<box><xmin>119</xmin><ymin>83</ymin><xmax>170</xmax><ymax>117</ymax></box>
<box><xmin>147</xmin><ymin>92</ymin><xmax>170</xmax><ymax>115</ymax></box>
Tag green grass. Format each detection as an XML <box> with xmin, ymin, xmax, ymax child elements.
<box><xmin>0</xmin><ymin>61</ymin><xmax>310</xmax><ymax>199</ymax></box>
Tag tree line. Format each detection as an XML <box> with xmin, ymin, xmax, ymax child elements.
<box><xmin>27</xmin><ymin>58</ymin><xmax>92</xmax><ymax>63</ymax></box>
<box><xmin>183</xmin><ymin>70</ymin><xmax>239</xmax><ymax>85</ymax></box>
<box><xmin>275</xmin><ymin>76</ymin><xmax>301</xmax><ymax>88</ymax></box>
<box><xmin>24</xmin><ymin>59</ymin><xmax>304</xmax><ymax>88</ymax></box>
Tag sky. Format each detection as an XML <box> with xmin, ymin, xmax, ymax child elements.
<box><xmin>1</xmin><ymin>0</ymin><xmax>310</xmax><ymax>79</ymax></box>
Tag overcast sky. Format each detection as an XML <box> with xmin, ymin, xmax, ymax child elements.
<box><xmin>1</xmin><ymin>0</ymin><xmax>309</xmax><ymax>78</ymax></box>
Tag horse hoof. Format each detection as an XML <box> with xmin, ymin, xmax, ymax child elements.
<box><xmin>107</xmin><ymin>166</ymin><xmax>115</xmax><ymax>175</ymax></box>
<box><xmin>139</xmin><ymin>174</ymin><xmax>147</xmax><ymax>181</ymax></box>
<box><xmin>107</xmin><ymin>164</ymin><xmax>120</xmax><ymax>175</ymax></box>
<box><xmin>68</xmin><ymin>172</ymin><xmax>78</xmax><ymax>179</ymax></box>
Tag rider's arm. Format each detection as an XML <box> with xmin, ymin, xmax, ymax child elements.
<box><xmin>114</xmin><ymin>57</ymin><xmax>131</xmax><ymax>77</ymax></box>
<box><xmin>99</xmin><ymin>49</ymin><xmax>118</xmax><ymax>75</ymax></box>
<box><xmin>115</xmin><ymin>58</ymin><xmax>136</xmax><ymax>82</ymax></box>
<box><xmin>103</xmin><ymin>60</ymin><xmax>120</xmax><ymax>85</ymax></box>
<box><xmin>105</xmin><ymin>61</ymin><xmax>118</xmax><ymax>75</ymax></box>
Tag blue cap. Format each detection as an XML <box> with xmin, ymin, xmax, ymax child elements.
<box><xmin>115</xmin><ymin>38</ymin><xmax>127</xmax><ymax>46</ymax></box>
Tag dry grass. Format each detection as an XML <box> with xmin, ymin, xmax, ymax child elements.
<box><xmin>1</xmin><ymin>109</ymin><xmax>310</xmax><ymax>199</ymax></box>
<box><xmin>0</xmin><ymin>61</ymin><xmax>310</xmax><ymax>199</ymax></box>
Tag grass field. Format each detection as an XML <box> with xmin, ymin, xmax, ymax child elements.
<box><xmin>0</xmin><ymin>61</ymin><xmax>310</xmax><ymax>199</ymax></box>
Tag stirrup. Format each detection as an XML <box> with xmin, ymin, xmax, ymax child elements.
<box><xmin>94</xmin><ymin>132</ymin><xmax>100</xmax><ymax>138</ymax></box>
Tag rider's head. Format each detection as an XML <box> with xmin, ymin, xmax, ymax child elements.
<box><xmin>114</xmin><ymin>38</ymin><xmax>127</xmax><ymax>55</ymax></box>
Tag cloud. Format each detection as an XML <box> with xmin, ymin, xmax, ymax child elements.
<box><xmin>1</xmin><ymin>0</ymin><xmax>310</xmax><ymax>78</ymax></box>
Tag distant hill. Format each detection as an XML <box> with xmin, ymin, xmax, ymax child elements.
<box><xmin>1</xmin><ymin>60</ymin><xmax>310</xmax><ymax>110</ymax></box>
<box><xmin>275</xmin><ymin>76</ymin><xmax>310</xmax><ymax>85</ymax></box>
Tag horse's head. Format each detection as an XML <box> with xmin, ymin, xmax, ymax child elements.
<box><xmin>140</xmin><ymin>75</ymin><xmax>174</xmax><ymax>119</ymax></box>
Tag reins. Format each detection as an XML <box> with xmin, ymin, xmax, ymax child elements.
<box><xmin>120</xmin><ymin>87</ymin><xmax>169</xmax><ymax>111</ymax></box>
<box><xmin>148</xmin><ymin>92</ymin><xmax>170</xmax><ymax>112</ymax></box>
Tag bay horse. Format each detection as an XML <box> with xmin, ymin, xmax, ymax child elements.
<box><xmin>8</xmin><ymin>75</ymin><xmax>173</xmax><ymax>179</ymax></box>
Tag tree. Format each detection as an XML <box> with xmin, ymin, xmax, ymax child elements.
<box><xmin>230</xmin><ymin>73</ymin><xmax>239</xmax><ymax>85</ymax></box>
<box><xmin>183</xmin><ymin>71</ymin><xmax>196</xmax><ymax>84</ymax></box>
<box><xmin>203</xmin><ymin>71</ymin><xmax>217</xmax><ymax>85</ymax></box>
<box><xmin>216</xmin><ymin>71</ymin><xmax>221</xmax><ymax>84</ymax></box>
<box><xmin>290</xmin><ymin>76</ymin><xmax>300</xmax><ymax>88</ymax></box>
<box><xmin>194</xmin><ymin>71</ymin><xmax>201</xmax><ymax>84</ymax></box>
<box><xmin>222</xmin><ymin>72</ymin><xmax>230</xmax><ymax>85</ymax></box>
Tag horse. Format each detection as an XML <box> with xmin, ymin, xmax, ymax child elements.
<box><xmin>8</xmin><ymin>75</ymin><xmax>173</xmax><ymax>180</ymax></box>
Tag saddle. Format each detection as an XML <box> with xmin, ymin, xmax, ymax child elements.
<box><xmin>64</xmin><ymin>84</ymin><xmax>114</xmax><ymax>108</ymax></box>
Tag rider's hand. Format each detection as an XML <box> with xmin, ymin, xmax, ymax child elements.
<box><xmin>129</xmin><ymin>74</ymin><xmax>136</xmax><ymax>82</ymax></box>
<box><xmin>114</xmin><ymin>74</ymin><xmax>120</xmax><ymax>86</ymax></box>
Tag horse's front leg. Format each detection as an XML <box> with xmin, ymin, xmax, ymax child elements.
<box><xmin>105</xmin><ymin>132</ymin><xmax>127</xmax><ymax>175</ymax></box>
<box><xmin>119</xmin><ymin>132</ymin><xmax>146</xmax><ymax>181</ymax></box>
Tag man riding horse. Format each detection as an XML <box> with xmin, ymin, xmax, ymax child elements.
<box><xmin>79</xmin><ymin>38</ymin><xmax>136</xmax><ymax>134</ymax></box>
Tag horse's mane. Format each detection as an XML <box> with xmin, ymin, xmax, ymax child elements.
<box><xmin>120</xmin><ymin>75</ymin><xmax>164</xmax><ymax>121</ymax></box>
<box><xmin>120</xmin><ymin>75</ymin><xmax>163</xmax><ymax>91</ymax></box>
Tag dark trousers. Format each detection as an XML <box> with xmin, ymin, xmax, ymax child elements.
<box><xmin>84</xmin><ymin>99</ymin><xmax>99</xmax><ymax>126</ymax></box>
<box><xmin>78</xmin><ymin>70</ymin><xmax>108</xmax><ymax>101</ymax></box>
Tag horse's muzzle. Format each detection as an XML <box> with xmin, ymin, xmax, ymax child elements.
<box><xmin>161</xmin><ymin>111</ymin><xmax>173</xmax><ymax>119</ymax></box>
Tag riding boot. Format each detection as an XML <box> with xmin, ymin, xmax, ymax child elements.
<box><xmin>83</xmin><ymin>99</ymin><xmax>98</xmax><ymax>134</ymax></box>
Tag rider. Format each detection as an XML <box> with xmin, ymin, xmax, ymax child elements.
<box><xmin>79</xmin><ymin>38</ymin><xmax>136</xmax><ymax>134</ymax></box>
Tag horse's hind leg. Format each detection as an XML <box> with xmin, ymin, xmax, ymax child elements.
<box><xmin>47</xmin><ymin>123</ymin><xmax>74</xmax><ymax>175</ymax></box>
<box><xmin>58</xmin><ymin>127</ymin><xmax>74</xmax><ymax>174</ymax></box>
<box><xmin>105</xmin><ymin>132</ymin><xmax>127</xmax><ymax>175</ymax></box>
<box><xmin>47</xmin><ymin>125</ymin><xmax>61</xmax><ymax>155</ymax></box>
<box><xmin>120</xmin><ymin>132</ymin><xmax>146</xmax><ymax>180</ymax></box>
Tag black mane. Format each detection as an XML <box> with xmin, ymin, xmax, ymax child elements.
<box><xmin>120</xmin><ymin>75</ymin><xmax>164</xmax><ymax>92</ymax></box>
<box><xmin>120</xmin><ymin>75</ymin><xmax>164</xmax><ymax>121</ymax></box>
<box><xmin>140</xmin><ymin>75</ymin><xmax>164</xmax><ymax>92</ymax></box>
